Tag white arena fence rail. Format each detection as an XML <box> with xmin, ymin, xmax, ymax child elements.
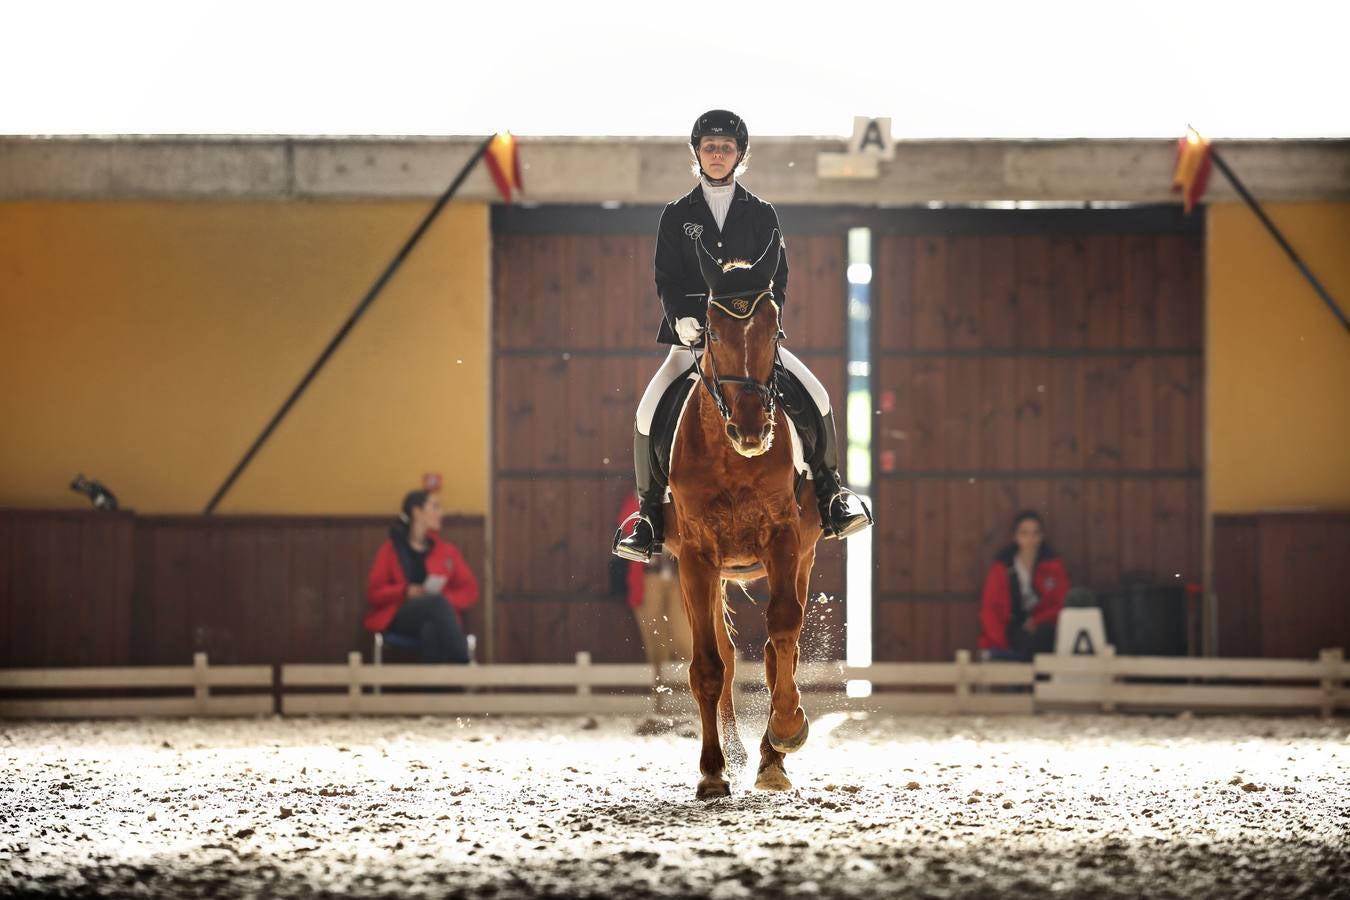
<box><xmin>2</xmin><ymin>649</ymin><xmax>1344</xmax><ymax>719</ymax></box>
<box><xmin>1033</xmin><ymin>646</ymin><xmax>1348</xmax><ymax>717</ymax></box>
<box><xmin>281</xmin><ymin>652</ymin><xmax>655</xmax><ymax>716</ymax></box>
<box><xmin>654</xmin><ymin>650</ymin><xmax>1035</xmax><ymax>716</ymax></box>
<box><xmin>0</xmin><ymin>652</ymin><xmax>273</xmax><ymax>718</ymax></box>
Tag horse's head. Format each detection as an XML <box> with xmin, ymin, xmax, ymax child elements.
<box><xmin>695</xmin><ymin>231</ymin><xmax>783</xmax><ymax>458</ymax></box>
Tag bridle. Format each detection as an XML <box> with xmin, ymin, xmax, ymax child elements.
<box><xmin>686</xmin><ymin>288</ymin><xmax>785</xmax><ymax>426</ymax></box>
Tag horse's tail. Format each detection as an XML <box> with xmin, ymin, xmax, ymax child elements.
<box><xmin>719</xmin><ymin>579</ymin><xmax>737</xmax><ymax>641</ymax></box>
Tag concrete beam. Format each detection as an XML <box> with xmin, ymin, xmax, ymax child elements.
<box><xmin>2</xmin><ymin>135</ymin><xmax>1348</xmax><ymax>204</ymax></box>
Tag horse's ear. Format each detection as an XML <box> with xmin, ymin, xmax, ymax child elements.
<box><xmin>750</xmin><ymin>229</ymin><xmax>782</xmax><ymax>284</ymax></box>
<box><xmin>695</xmin><ymin>236</ymin><xmax>723</xmax><ymax>290</ymax></box>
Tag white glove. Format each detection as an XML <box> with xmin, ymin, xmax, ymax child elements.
<box><xmin>675</xmin><ymin>316</ymin><xmax>704</xmax><ymax>346</ymax></box>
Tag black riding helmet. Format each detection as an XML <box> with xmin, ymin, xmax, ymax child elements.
<box><xmin>691</xmin><ymin>109</ymin><xmax>749</xmax><ymax>182</ymax></box>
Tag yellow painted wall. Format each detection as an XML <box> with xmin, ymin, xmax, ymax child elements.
<box><xmin>1208</xmin><ymin>201</ymin><xmax>1350</xmax><ymax>513</ymax></box>
<box><xmin>0</xmin><ymin>200</ymin><xmax>489</xmax><ymax>515</ymax></box>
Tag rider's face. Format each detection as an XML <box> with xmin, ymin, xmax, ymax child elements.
<box><xmin>698</xmin><ymin>137</ymin><xmax>740</xmax><ymax>180</ymax></box>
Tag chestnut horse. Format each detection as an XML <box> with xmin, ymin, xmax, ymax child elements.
<box><xmin>662</xmin><ymin>231</ymin><xmax>823</xmax><ymax>800</ymax></box>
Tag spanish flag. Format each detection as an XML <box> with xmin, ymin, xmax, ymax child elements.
<box><xmin>484</xmin><ymin>132</ymin><xmax>524</xmax><ymax>204</ymax></box>
<box><xmin>1171</xmin><ymin>126</ymin><xmax>1213</xmax><ymax>214</ymax></box>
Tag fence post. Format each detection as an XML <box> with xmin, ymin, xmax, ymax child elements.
<box><xmin>1320</xmin><ymin>648</ymin><xmax>1343</xmax><ymax>720</ymax></box>
<box><xmin>193</xmin><ymin>652</ymin><xmax>209</xmax><ymax>715</ymax></box>
<box><xmin>347</xmin><ymin>651</ymin><xmax>363</xmax><ymax>712</ymax></box>
<box><xmin>576</xmin><ymin>652</ymin><xmax>592</xmax><ymax>707</ymax></box>
<box><xmin>955</xmin><ymin>649</ymin><xmax>971</xmax><ymax>711</ymax></box>
<box><xmin>1101</xmin><ymin>644</ymin><xmax>1117</xmax><ymax>714</ymax></box>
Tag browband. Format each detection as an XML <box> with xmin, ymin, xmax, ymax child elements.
<box><xmin>709</xmin><ymin>289</ymin><xmax>775</xmax><ymax>320</ymax></box>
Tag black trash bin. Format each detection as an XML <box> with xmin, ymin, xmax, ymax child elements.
<box><xmin>1122</xmin><ymin>581</ymin><xmax>1188</xmax><ymax>656</ymax></box>
<box><xmin>1095</xmin><ymin>577</ymin><xmax>1187</xmax><ymax>656</ymax></box>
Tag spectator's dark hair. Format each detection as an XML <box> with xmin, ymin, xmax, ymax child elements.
<box><xmin>1011</xmin><ymin>509</ymin><xmax>1045</xmax><ymax>534</ymax></box>
<box><xmin>1005</xmin><ymin>509</ymin><xmax>1056</xmax><ymax>560</ymax></box>
<box><xmin>400</xmin><ymin>489</ymin><xmax>432</xmax><ymax>525</ymax></box>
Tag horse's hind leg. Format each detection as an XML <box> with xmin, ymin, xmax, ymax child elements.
<box><xmin>714</xmin><ymin>583</ymin><xmax>747</xmax><ymax>775</ymax></box>
<box><xmin>680</xmin><ymin>553</ymin><xmax>731</xmax><ymax>800</ymax></box>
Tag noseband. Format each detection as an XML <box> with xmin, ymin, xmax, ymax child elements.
<box><xmin>687</xmin><ymin>289</ymin><xmax>784</xmax><ymax>425</ymax></box>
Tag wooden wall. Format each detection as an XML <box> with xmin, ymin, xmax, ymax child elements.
<box><xmin>0</xmin><ymin>509</ymin><xmax>485</xmax><ymax>667</ymax></box>
<box><xmin>0</xmin><ymin>510</ymin><xmax>135</xmax><ymax>666</ymax></box>
<box><xmin>1213</xmin><ymin>512</ymin><xmax>1350</xmax><ymax>658</ymax></box>
<box><xmin>871</xmin><ymin>226</ymin><xmax>1205</xmax><ymax>660</ymax></box>
<box><xmin>491</xmin><ymin>212</ymin><xmax>849</xmax><ymax>663</ymax></box>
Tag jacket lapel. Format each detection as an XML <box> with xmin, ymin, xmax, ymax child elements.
<box><xmin>685</xmin><ymin>184</ymin><xmax>720</xmax><ymax>239</ymax></box>
<box><xmin>718</xmin><ymin>183</ymin><xmax>751</xmax><ymax>240</ymax></box>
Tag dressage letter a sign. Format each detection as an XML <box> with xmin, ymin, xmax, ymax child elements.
<box><xmin>849</xmin><ymin>117</ymin><xmax>895</xmax><ymax>161</ymax></box>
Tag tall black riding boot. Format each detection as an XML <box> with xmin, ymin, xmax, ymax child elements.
<box><xmin>806</xmin><ymin>409</ymin><xmax>873</xmax><ymax>540</ymax></box>
<box><xmin>612</xmin><ymin>428</ymin><xmax>667</xmax><ymax>563</ymax></box>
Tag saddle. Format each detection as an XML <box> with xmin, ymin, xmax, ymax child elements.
<box><xmin>648</xmin><ymin>360</ymin><xmax>818</xmax><ymax>491</ymax></box>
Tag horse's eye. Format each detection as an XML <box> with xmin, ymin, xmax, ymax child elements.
<box><xmin>707</xmin><ymin>330</ymin><xmax>720</xmax><ymax>343</ymax></box>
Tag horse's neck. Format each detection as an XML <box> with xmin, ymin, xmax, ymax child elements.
<box><xmin>685</xmin><ymin>384</ymin><xmax>727</xmax><ymax>457</ymax></box>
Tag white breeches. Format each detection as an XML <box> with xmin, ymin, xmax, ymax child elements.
<box><xmin>635</xmin><ymin>345</ymin><xmax>831</xmax><ymax>436</ymax></box>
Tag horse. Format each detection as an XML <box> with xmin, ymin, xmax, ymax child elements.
<box><xmin>661</xmin><ymin>230</ymin><xmax>823</xmax><ymax>800</ymax></box>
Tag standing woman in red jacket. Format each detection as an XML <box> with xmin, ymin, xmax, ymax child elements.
<box><xmin>365</xmin><ymin>490</ymin><xmax>479</xmax><ymax>663</ymax></box>
<box><xmin>978</xmin><ymin>510</ymin><xmax>1069</xmax><ymax>661</ymax></box>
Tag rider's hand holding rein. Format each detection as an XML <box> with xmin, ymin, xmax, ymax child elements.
<box><xmin>675</xmin><ymin>317</ymin><xmax>704</xmax><ymax>347</ymax></box>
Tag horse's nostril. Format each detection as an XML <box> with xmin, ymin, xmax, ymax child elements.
<box><xmin>761</xmin><ymin>423</ymin><xmax>773</xmax><ymax>440</ymax></box>
<box><xmin>726</xmin><ymin>423</ymin><xmax>741</xmax><ymax>442</ymax></box>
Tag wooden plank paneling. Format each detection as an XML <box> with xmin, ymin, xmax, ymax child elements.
<box><xmin>979</xmin><ymin>235</ymin><xmax>1017</xmax><ymax>350</ymax></box>
<box><xmin>1013</xmin><ymin>235</ymin><xmax>1052</xmax><ymax>348</ymax></box>
<box><xmin>1213</xmin><ymin>516</ymin><xmax>1260</xmax><ymax>656</ymax></box>
<box><xmin>13</xmin><ymin>512</ymin><xmax>132</xmax><ymax>667</ymax></box>
<box><xmin>875</xmin><ymin>480</ymin><xmax>915</xmax><ymax>595</ymax></box>
<box><xmin>1214</xmin><ymin>513</ymin><xmax>1350</xmax><ymax>659</ymax></box>
<box><xmin>877</xmin><ymin>235</ymin><xmax>913</xmax><ymax>352</ymax></box>
<box><xmin>1014</xmin><ymin>357</ymin><xmax>1051</xmax><ymax>469</ymax></box>
<box><xmin>1</xmin><ymin>513</ymin><xmax>485</xmax><ymax>668</ymax></box>
<box><xmin>1049</xmin><ymin>235</ymin><xmax>1087</xmax><ymax>348</ymax></box>
<box><xmin>1256</xmin><ymin>514</ymin><xmax>1350</xmax><ymax>659</ymax></box>
<box><xmin>874</xmin><ymin>224</ymin><xmax>1204</xmax><ymax>661</ymax></box>
<box><xmin>945</xmin><ymin>236</ymin><xmax>981</xmax><ymax>349</ymax></box>
<box><xmin>912</xmin><ymin>237</ymin><xmax>947</xmax><ymax>349</ymax></box>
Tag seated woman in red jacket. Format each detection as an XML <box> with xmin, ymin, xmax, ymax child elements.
<box><xmin>365</xmin><ymin>490</ymin><xmax>479</xmax><ymax>663</ymax></box>
<box><xmin>978</xmin><ymin>510</ymin><xmax>1069</xmax><ymax>661</ymax></box>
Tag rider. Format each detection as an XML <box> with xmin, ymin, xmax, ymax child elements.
<box><xmin>614</xmin><ymin>109</ymin><xmax>872</xmax><ymax>563</ymax></box>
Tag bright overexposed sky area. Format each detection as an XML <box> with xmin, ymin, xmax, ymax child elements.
<box><xmin>5</xmin><ymin>0</ymin><xmax>1347</xmax><ymax>138</ymax></box>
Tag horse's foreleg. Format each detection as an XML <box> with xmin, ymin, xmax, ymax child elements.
<box><xmin>756</xmin><ymin>539</ymin><xmax>817</xmax><ymax>791</ymax></box>
<box><xmin>680</xmin><ymin>553</ymin><xmax>730</xmax><ymax>800</ymax></box>
<box><xmin>763</xmin><ymin>528</ymin><xmax>808</xmax><ymax>753</ymax></box>
<box><xmin>714</xmin><ymin>590</ymin><xmax>746</xmax><ymax>775</ymax></box>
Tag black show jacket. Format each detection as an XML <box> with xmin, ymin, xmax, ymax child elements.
<box><xmin>652</xmin><ymin>181</ymin><xmax>789</xmax><ymax>346</ymax></box>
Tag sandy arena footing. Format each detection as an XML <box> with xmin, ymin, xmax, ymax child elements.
<box><xmin>2</xmin><ymin>713</ymin><xmax>1347</xmax><ymax>898</ymax></box>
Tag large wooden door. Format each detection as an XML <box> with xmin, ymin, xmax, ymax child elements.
<box><xmin>490</xmin><ymin>207</ymin><xmax>849</xmax><ymax>663</ymax></box>
<box><xmin>870</xmin><ymin>210</ymin><xmax>1205</xmax><ymax>660</ymax></box>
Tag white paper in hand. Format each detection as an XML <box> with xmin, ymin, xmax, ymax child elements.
<box><xmin>422</xmin><ymin>574</ymin><xmax>447</xmax><ymax>595</ymax></box>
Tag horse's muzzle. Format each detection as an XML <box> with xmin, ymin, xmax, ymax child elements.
<box><xmin>726</xmin><ymin>421</ymin><xmax>774</xmax><ymax>458</ymax></box>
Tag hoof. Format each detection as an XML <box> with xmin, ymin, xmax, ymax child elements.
<box><xmin>696</xmin><ymin>776</ymin><xmax>731</xmax><ymax>800</ymax></box>
<box><xmin>754</xmin><ymin>763</ymin><xmax>792</xmax><ymax>791</ymax></box>
<box><xmin>766</xmin><ymin>714</ymin><xmax>810</xmax><ymax>754</ymax></box>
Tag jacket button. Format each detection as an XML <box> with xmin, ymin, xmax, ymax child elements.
<box><xmin>717</xmin><ymin>258</ymin><xmax>722</xmax><ymax>264</ymax></box>
<box><xmin>717</xmin><ymin>241</ymin><xmax>723</xmax><ymax>247</ymax></box>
